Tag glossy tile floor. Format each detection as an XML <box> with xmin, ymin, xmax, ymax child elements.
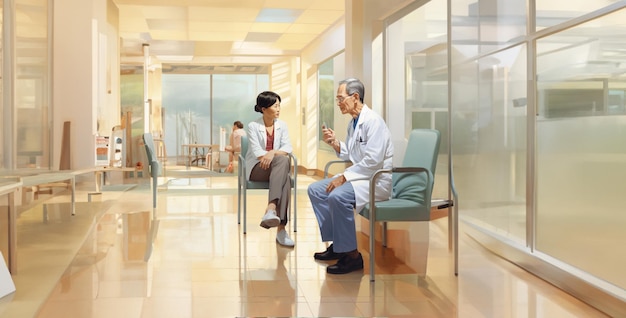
<box><xmin>0</xmin><ymin>167</ymin><xmax>611</xmax><ymax>317</ymax></box>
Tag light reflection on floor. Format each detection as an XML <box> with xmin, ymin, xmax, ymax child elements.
<box><xmin>0</xmin><ymin>169</ymin><xmax>611</xmax><ymax>317</ymax></box>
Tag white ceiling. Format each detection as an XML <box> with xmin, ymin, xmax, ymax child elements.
<box><xmin>113</xmin><ymin>0</ymin><xmax>345</xmax><ymax>65</ymax></box>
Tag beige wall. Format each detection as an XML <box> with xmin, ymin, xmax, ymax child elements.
<box><xmin>270</xmin><ymin>58</ymin><xmax>301</xmax><ymax>162</ymax></box>
<box><xmin>53</xmin><ymin>0</ymin><xmax>95</xmax><ymax>169</ymax></box>
<box><xmin>53</xmin><ymin>0</ymin><xmax>119</xmax><ymax>169</ymax></box>
<box><xmin>300</xmin><ymin>19</ymin><xmax>345</xmax><ymax>171</ymax></box>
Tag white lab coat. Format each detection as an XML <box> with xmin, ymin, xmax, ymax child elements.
<box><xmin>245</xmin><ymin>117</ymin><xmax>293</xmax><ymax>180</ymax></box>
<box><xmin>336</xmin><ymin>104</ymin><xmax>393</xmax><ymax>213</ymax></box>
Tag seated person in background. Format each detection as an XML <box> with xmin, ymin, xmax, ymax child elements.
<box><xmin>225</xmin><ymin>120</ymin><xmax>246</xmax><ymax>172</ymax></box>
<box><xmin>245</xmin><ymin>91</ymin><xmax>295</xmax><ymax>247</ymax></box>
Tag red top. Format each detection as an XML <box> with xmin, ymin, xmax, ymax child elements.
<box><xmin>266</xmin><ymin>130</ymin><xmax>274</xmax><ymax>151</ymax></box>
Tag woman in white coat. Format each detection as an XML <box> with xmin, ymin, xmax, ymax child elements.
<box><xmin>308</xmin><ymin>78</ymin><xmax>394</xmax><ymax>274</ymax></box>
<box><xmin>245</xmin><ymin>91</ymin><xmax>295</xmax><ymax>247</ymax></box>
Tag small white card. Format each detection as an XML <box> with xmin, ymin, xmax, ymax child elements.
<box><xmin>0</xmin><ymin>252</ymin><xmax>16</xmax><ymax>299</ymax></box>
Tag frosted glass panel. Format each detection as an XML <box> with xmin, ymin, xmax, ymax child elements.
<box><xmin>451</xmin><ymin>0</ymin><xmax>527</xmax><ymax>56</ymax></box>
<box><xmin>452</xmin><ymin>45</ymin><xmax>527</xmax><ymax>242</ymax></box>
<box><xmin>15</xmin><ymin>0</ymin><xmax>50</xmax><ymax>168</ymax></box>
<box><xmin>387</xmin><ymin>0</ymin><xmax>449</xmax><ymax>199</ymax></box>
<box><xmin>536</xmin><ymin>9</ymin><xmax>626</xmax><ymax>289</ymax></box>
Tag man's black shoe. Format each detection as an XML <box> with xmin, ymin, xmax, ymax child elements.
<box><xmin>313</xmin><ymin>244</ymin><xmax>343</xmax><ymax>261</ymax></box>
<box><xmin>326</xmin><ymin>253</ymin><xmax>364</xmax><ymax>274</ymax></box>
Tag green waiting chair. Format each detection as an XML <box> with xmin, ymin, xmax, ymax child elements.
<box><xmin>361</xmin><ymin>129</ymin><xmax>443</xmax><ymax>281</ymax></box>
<box><xmin>324</xmin><ymin>129</ymin><xmax>456</xmax><ymax>281</ymax></box>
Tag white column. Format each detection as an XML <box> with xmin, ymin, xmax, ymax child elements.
<box><xmin>143</xmin><ymin>43</ymin><xmax>150</xmax><ymax>134</ymax></box>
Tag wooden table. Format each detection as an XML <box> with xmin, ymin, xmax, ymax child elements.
<box><xmin>181</xmin><ymin>144</ymin><xmax>215</xmax><ymax>169</ymax></box>
<box><xmin>1</xmin><ymin>181</ymin><xmax>23</xmax><ymax>274</ymax></box>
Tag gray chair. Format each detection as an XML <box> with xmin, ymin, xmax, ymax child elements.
<box><xmin>237</xmin><ymin>135</ymin><xmax>297</xmax><ymax>234</ymax></box>
<box><xmin>142</xmin><ymin>133</ymin><xmax>160</xmax><ymax>209</ymax></box>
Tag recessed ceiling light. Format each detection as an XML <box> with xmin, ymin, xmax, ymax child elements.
<box><xmin>255</xmin><ymin>8</ymin><xmax>303</xmax><ymax>23</ymax></box>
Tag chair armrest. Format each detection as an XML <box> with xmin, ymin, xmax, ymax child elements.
<box><xmin>149</xmin><ymin>160</ymin><xmax>160</xmax><ymax>177</ymax></box>
<box><xmin>238</xmin><ymin>153</ymin><xmax>246</xmax><ymax>180</ymax></box>
<box><xmin>288</xmin><ymin>153</ymin><xmax>298</xmax><ymax>173</ymax></box>
<box><xmin>288</xmin><ymin>153</ymin><xmax>298</xmax><ymax>186</ymax></box>
<box><xmin>324</xmin><ymin>160</ymin><xmax>352</xmax><ymax>178</ymax></box>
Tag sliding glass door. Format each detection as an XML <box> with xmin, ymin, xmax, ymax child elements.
<box><xmin>161</xmin><ymin>73</ymin><xmax>269</xmax><ymax>163</ymax></box>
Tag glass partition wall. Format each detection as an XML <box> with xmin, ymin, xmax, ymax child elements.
<box><xmin>411</xmin><ymin>0</ymin><xmax>626</xmax><ymax>313</ymax></box>
<box><xmin>386</xmin><ymin>0</ymin><xmax>626</xmax><ymax>314</ymax></box>
<box><xmin>386</xmin><ymin>0</ymin><xmax>450</xmax><ymax>201</ymax></box>
<box><xmin>536</xmin><ymin>9</ymin><xmax>626</xmax><ymax>291</ymax></box>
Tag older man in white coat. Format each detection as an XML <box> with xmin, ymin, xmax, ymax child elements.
<box><xmin>308</xmin><ymin>78</ymin><xmax>394</xmax><ymax>274</ymax></box>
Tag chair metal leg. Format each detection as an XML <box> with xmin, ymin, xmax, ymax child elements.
<box><xmin>382</xmin><ymin>222</ymin><xmax>388</xmax><ymax>247</ymax></box>
<box><xmin>369</xmin><ymin>213</ymin><xmax>376</xmax><ymax>282</ymax></box>
<box><xmin>243</xmin><ymin>183</ymin><xmax>247</xmax><ymax>234</ymax></box>
<box><xmin>293</xmin><ymin>178</ymin><xmax>297</xmax><ymax>232</ymax></box>
<box><xmin>237</xmin><ymin>176</ymin><xmax>241</xmax><ymax>225</ymax></box>
<box><xmin>152</xmin><ymin>172</ymin><xmax>157</xmax><ymax>209</ymax></box>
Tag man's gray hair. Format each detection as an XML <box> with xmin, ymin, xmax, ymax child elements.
<box><xmin>339</xmin><ymin>78</ymin><xmax>365</xmax><ymax>103</ymax></box>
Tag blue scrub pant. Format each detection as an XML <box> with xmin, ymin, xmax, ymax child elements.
<box><xmin>307</xmin><ymin>178</ymin><xmax>357</xmax><ymax>253</ymax></box>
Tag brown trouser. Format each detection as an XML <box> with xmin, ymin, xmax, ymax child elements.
<box><xmin>249</xmin><ymin>155</ymin><xmax>291</xmax><ymax>225</ymax></box>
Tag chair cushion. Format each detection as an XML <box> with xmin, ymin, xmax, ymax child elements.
<box><xmin>392</xmin><ymin>171</ymin><xmax>428</xmax><ymax>205</ymax></box>
<box><xmin>245</xmin><ymin>180</ymin><xmax>270</xmax><ymax>189</ymax></box>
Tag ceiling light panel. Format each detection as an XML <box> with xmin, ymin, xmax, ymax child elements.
<box><xmin>189</xmin><ymin>21</ymin><xmax>252</xmax><ymax>32</ymax></box>
<box><xmin>244</xmin><ymin>32</ymin><xmax>282</xmax><ymax>42</ymax></box>
<box><xmin>190</xmin><ymin>31</ymin><xmax>247</xmax><ymax>42</ymax></box>
<box><xmin>150</xmin><ymin>30</ymin><xmax>189</xmax><ymax>40</ymax></box>
<box><xmin>309</xmin><ymin>0</ymin><xmax>345</xmax><ymax>10</ymax></box>
<box><xmin>255</xmin><ymin>8</ymin><xmax>303</xmax><ymax>23</ymax></box>
<box><xmin>263</xmin><ymin>0</ymin><xmax>312</xmax><ymax>10</ymax></box>
<box><xmin>277</xmin><ymin>33</ymin><xmax>317</xmax><ymax>44</ymax></box>
<box><xmin>285</xmin><ymin>23</ymin><xmax>329</xmax><ymax>34</ymax></box>
<box><xmin>249</xmin><ymin>22</ymin><xmax>291</xmax><ymax>33</ymax></box>
<box><xmin>188</xmin><ymin>7</ymin><xmax>260</xmax><ymax>22</ymax></box>
<box><xmin>295</xmin><ymin>9</ymin><xmax>343</xmax><ymax>24</ymax></box>
<box><xmin>142</xmin><ymin>6</ymin><xmax>187</xmax><ymax>19</ymax></box>
<box><xmin>194</xmin><ymin>41</ymin><xmax>233</xmax><ymax>56</ymax></box>
<box><xmin>272</xmin><ymin>42</ymin><xmax>306</xmax><ymax>51</ymax></box>
<box><xmin>147</xmin><ymin>19</ymin><xmax>187</xmax><ymax>31</ymax></box>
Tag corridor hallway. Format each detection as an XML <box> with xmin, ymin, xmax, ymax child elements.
<box><xmin>1</xmin><ymin>168</ymin><xmax>609</xmax><ymax>317</ymax></box>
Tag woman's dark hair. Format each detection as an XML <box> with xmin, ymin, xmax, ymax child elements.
<box><xmin>254</xmin><ymin>91</ymin><xmax>281</xmax><ymax>113</ymax></box>
<box><xmin>233</xmin><ymin>121</ymin><xmax>244</xmax><ymax>129</ymax></box>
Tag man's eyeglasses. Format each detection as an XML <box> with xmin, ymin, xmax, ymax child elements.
<box><xmin>336</xmin><ymin>94</ymin><xmax>354</xmax><ymax>103</ymax></box>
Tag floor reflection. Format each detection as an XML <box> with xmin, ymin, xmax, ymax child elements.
<box><xmin>24</xmin><ymin>173</ymin><xmax>613</xmax><ymax>318</ymax></box>
<box><xmin>240</xmin><ymin>244</ymin><xmax>297</xmax><ymax>317</ymax></box>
